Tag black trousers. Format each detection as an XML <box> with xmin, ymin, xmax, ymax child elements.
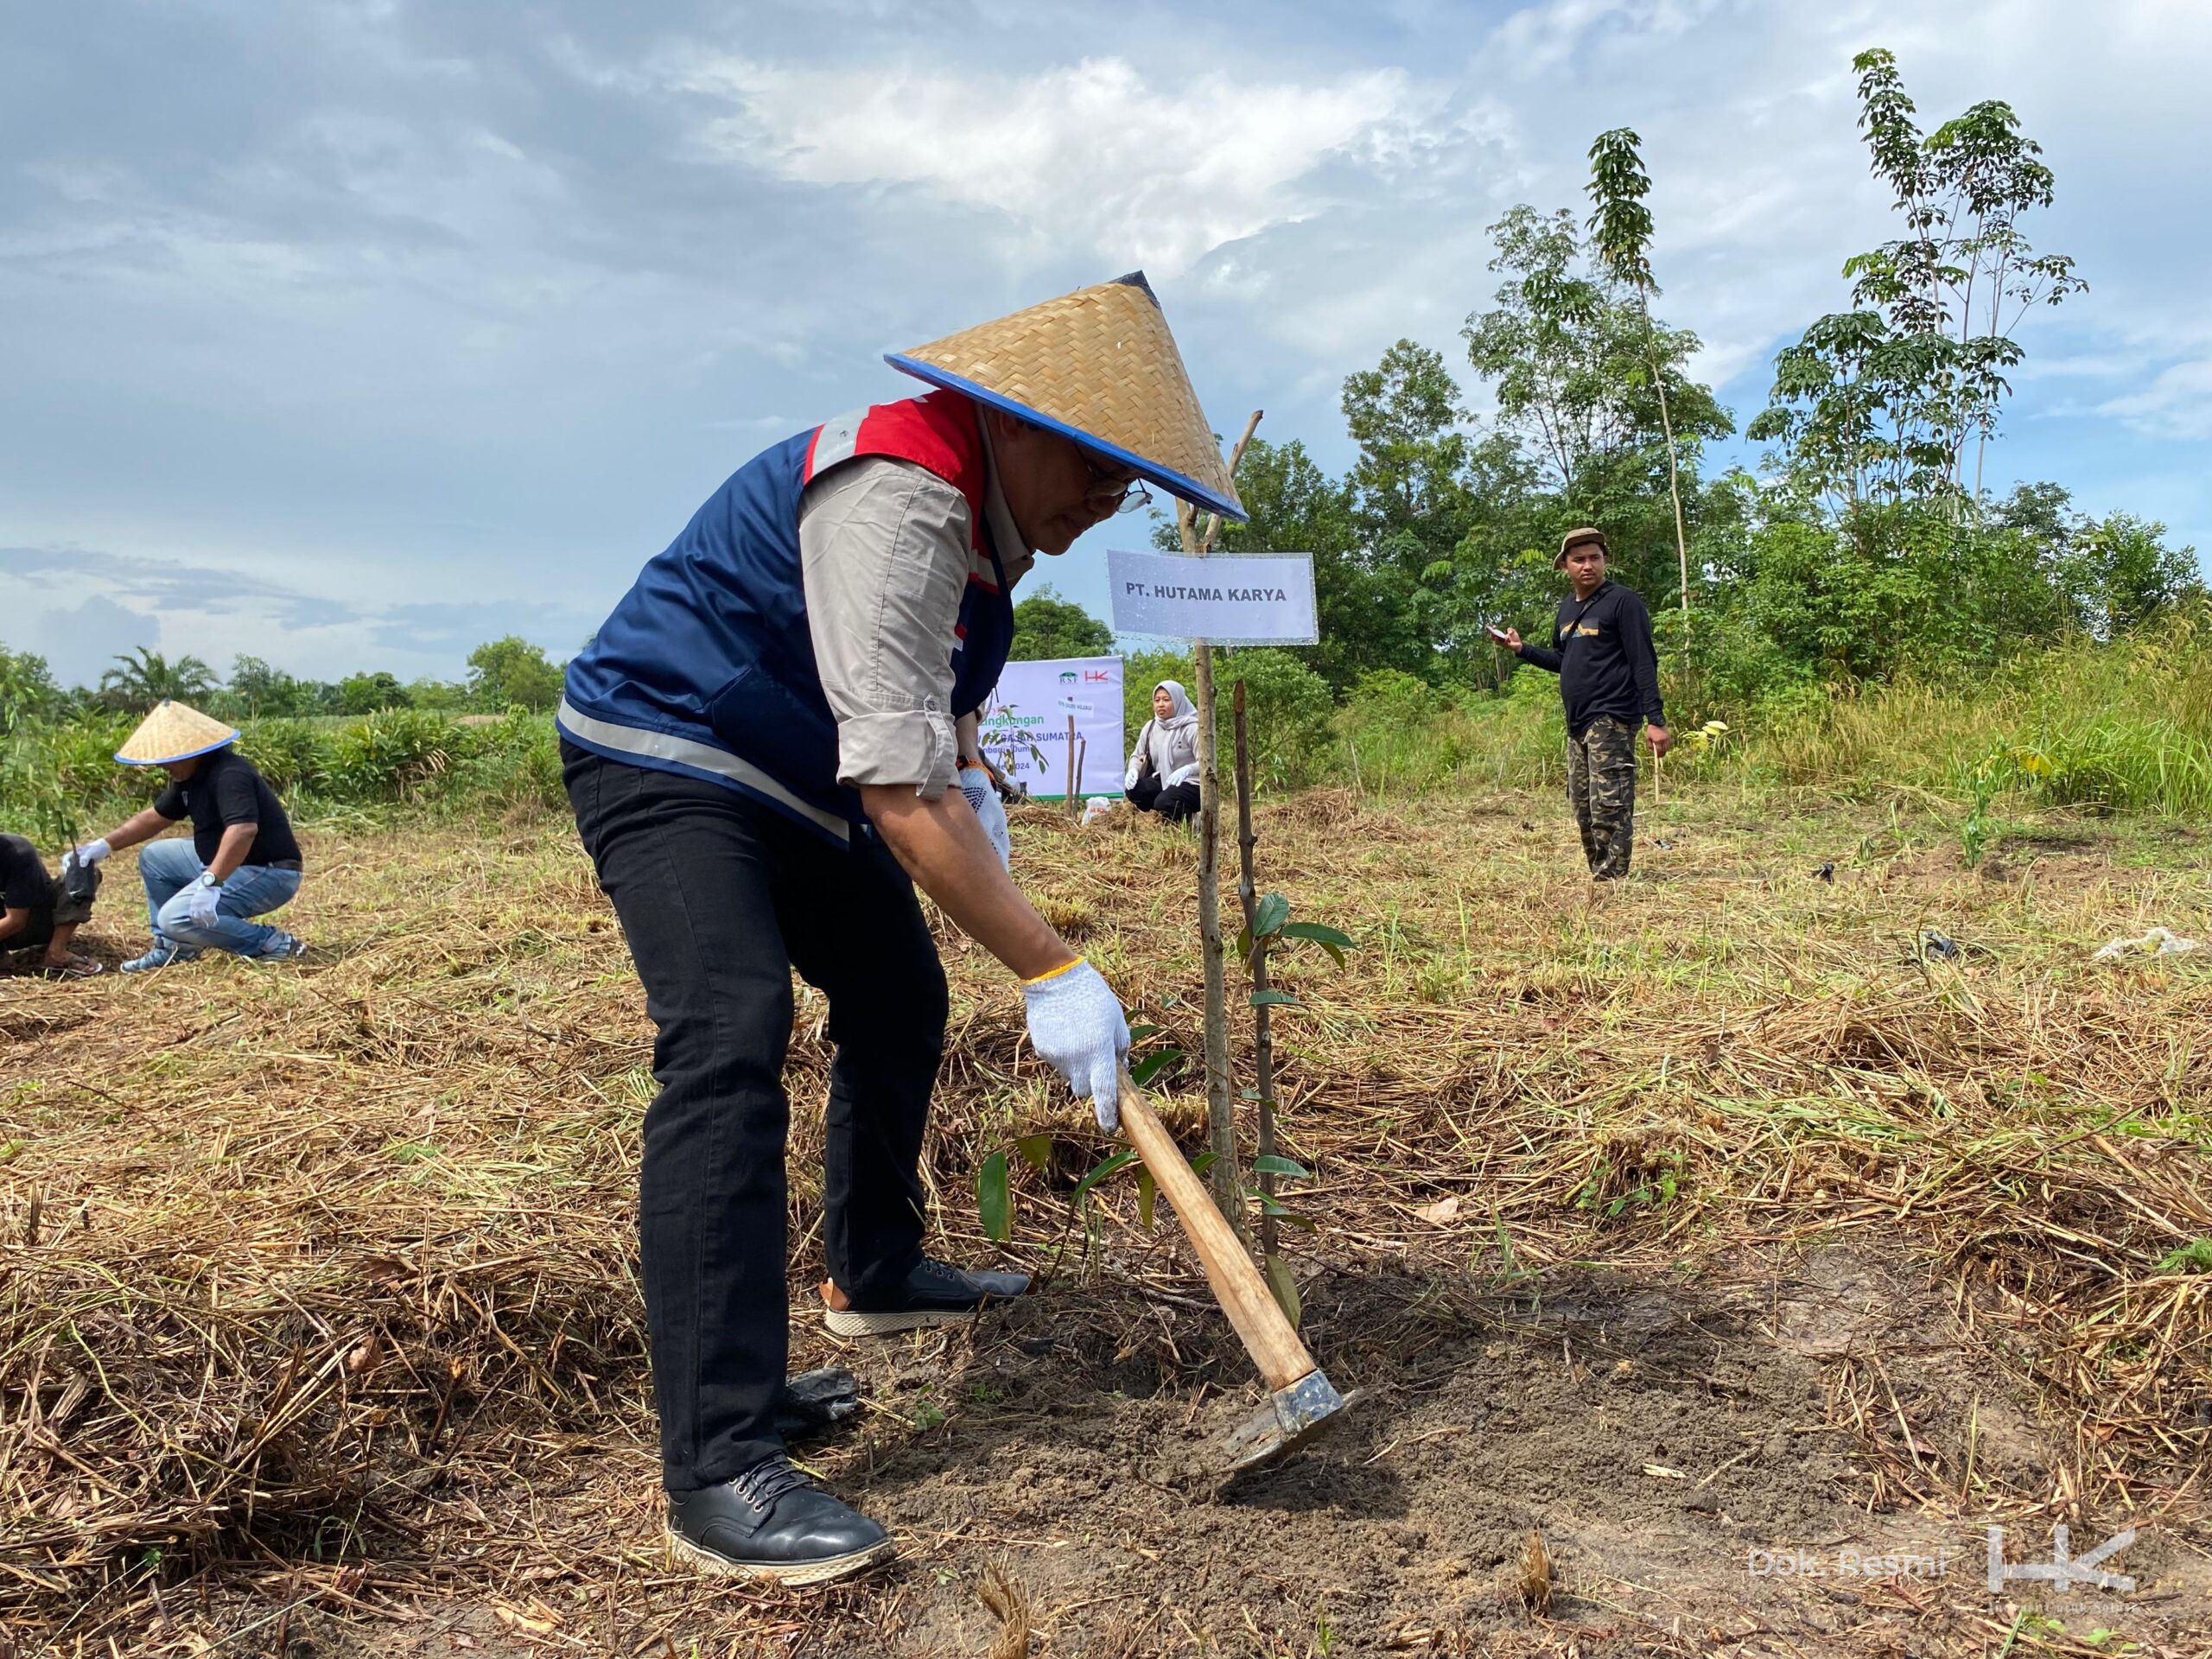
<box><xmin>563</xmin><ymin>744</ymin><xmax>946</xmax><ymax>1491</ymax></box>
<box><xmin>1127</xmin><ymin>774</ymin><xmax>1200</xmax><ymax>823</ymax></box>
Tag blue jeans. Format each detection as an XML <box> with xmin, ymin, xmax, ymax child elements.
<box><xmin>139</xmin><ymin>838</ymin><xmax>302</xmax><ymax>957</ymax></box>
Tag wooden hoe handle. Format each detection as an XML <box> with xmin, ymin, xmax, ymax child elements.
<box><xmin>1116</xmin><ymin>1071</ymin><xmax>1317</xmax><ymax>1392</ymax></box>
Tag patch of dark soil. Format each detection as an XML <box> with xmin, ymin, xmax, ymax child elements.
<box><xmin>219</xmin><ymin>1243</ymin><xmax>2211</xmax><ymax>1656</ymax></box>
<box><xmin>772</xmin><ymin>1253</ymin><xmax>2180</xmax><ymax>1655</ymax></box>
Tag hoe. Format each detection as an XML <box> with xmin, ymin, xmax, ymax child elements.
<box><xmin>1116</xmin><ymin>1071</ymin><xmax>1365</xmax><ymax>1472</ymax></box>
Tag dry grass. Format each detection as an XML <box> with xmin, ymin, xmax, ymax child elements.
<box><xmin>4</xmin><ymin>782</ymin><xmax>2210</xmax><ymax>1656</ymax></box>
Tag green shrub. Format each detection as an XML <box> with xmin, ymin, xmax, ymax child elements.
<box><xmin>235</xmin><ymin>718</ymin><xmax>332</xmax><ymax>796</ymax></box>
<box><xmin>446</xmin><ymin>714</ymin><xmax>566</xmax><ymax>810</ymax></box>
<box><xmin>327</xmin><ymin>709</ymin><xmax>458</xmax><ymax>801</ymax></box>
<box><xmin>1220</xmin><ymin>648</ymin><xmax>1335</xmax><ymax>791</ymax></box>
<box><xmin>0</xmin><ymin>715</ymin><xmax>142</xmax><ymax>842</ymax></box>
<box><xmin>1335</xmin><ymin>669</ymin><xmax>1562</xmax><ymax>795</ymax></box>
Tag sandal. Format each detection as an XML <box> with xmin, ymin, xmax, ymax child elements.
<box><xmin>40</xmin><ymin>955</ymin><xmax>105</xmax><ymax>980</ymax></box>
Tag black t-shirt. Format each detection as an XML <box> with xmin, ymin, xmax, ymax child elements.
<box><xmin>0</xmin><ymin>834</ymin><xmax>54</xmax><ymax>912</ymax></box>
<box><xmin>1516</xmin><ymin>580</ymin><xmax>1666</xmax><ymax>737</ymax></box>
<box><xmin>152</xmin><ymin>747</ymin><xmax>302</xmax><ymax>868</ymax></box>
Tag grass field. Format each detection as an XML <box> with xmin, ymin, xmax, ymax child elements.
<box><xmin>5</xmin><ymin>780</ymin><xmax>2209</xmax><ymax>1657</ymax></box>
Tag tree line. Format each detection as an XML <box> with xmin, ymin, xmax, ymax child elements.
<box><xmin>1154</xmin><ymin>48</ymin><xmax>2197</xmax><ymax>720</ymax></box>
<box><xmin>0</xmin><ymin>636</ymin><xmax>564</xmax><ymax>737</ymax></box>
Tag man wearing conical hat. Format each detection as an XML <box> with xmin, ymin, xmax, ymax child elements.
<box><xmin>559</xmin><ymin>273</ymin><xmax>1243</xmax><ymax>1584</ymax></box>
<box><xmin>69</xmin><ymin>700</ymin><xmax>308</xmax><ymax>970</ymax></box>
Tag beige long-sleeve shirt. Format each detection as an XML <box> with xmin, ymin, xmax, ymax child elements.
<box><xmin>796</xmin><ymin>432</ymin><xmax>1032</xmax><ymax>801</ymax></box>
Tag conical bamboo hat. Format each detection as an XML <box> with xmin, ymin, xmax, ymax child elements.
<box><xmin>887</xmin><ymin>271</ymin><xmax>1245</xmax><ymax>522</ymax></box>
<box><xmin>115</xmin><ymin>700</ymin><xmax>239</xmax><ymax>766</ymax></box>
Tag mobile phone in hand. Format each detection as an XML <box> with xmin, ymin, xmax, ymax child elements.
<box><xmin>1485</xmin><ymin>624</ymin><xmax>1512</xmax><ymax>642</ymax></box>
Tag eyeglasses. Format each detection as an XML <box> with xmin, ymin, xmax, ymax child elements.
<box><xmin>1083</xmin><ymin>455</ymin><xmax>1154</xmax><ymax>517</ymax></box>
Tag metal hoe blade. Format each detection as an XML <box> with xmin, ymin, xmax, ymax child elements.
<box><xmin>1221</xmin><ymin>1371</ymin><xmax>1367</xmax><ymax>1473</ymax></box>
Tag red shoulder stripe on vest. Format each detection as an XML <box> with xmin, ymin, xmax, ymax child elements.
<box><xmin>803</xmin><ymin>391</ymin><xmax>985</xmax><ymax>510</ymax></box>
<box><xmin>800</xmin><ymin>392</ymin><xmax>987</xmax><ymax>550</ymax></box>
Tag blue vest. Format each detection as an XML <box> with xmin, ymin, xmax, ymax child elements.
<box><xmin>559</xmin><ymin>395</ymin><xmax>1016</xmax><ymax>843</ymax></box>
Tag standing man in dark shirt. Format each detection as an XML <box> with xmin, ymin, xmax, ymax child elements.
<box><xmin>68</xmin><ymin>700</ymin><xmax>308</xmax><ymax>971</ymax></box>
<box><xmin>0</xmin><ymin>834</ymin><xmax>102</xmax><ymax>976</ymax></box>
<box><xmin>1497</xmin><ymin>528</ymin><xmax>1671</xmax><ymax>880</ymax></box>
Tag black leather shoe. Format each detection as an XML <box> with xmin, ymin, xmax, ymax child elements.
<box><xmin>823</xmin><ymin>1255</ymin><xmax>1032</xmax><ymax>1336</ymax></box>
<box><xmin>666</xmin><ymin>1456</ymin><xmax>893</xmax><ymax>1585</ymax></box>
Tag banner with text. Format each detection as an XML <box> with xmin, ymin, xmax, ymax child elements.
<box><xmin>1105</xmin><ymin>548</ymin><xmax>1319</xmax><ymax>644</ymax></box>
<box><xmin>977</xmin><ymin>656</ymin><xmax>1124</xmax><ymax>800</ymax></box>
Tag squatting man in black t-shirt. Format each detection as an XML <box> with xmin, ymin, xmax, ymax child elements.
<box><xmin>1494</xmin><ymin>527</ymin><xmax>1671</xmax><ymax>880</ymax></box>
<box><xmin>67</xmin><ymin>700</ymin><xmax>308</xmax><ymax>972</ymax></box>
<box><xmin>0</xmin><ymin>832</ymin><xmax>103</xmax><ymax>977</ymax></box>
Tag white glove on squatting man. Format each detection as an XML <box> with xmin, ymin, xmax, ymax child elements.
<box><xmin>188</xmin><ymin>871</ymin><xmax>224</xmax><ymax>927</ymax></box>
<box><xmin>1020</xmin><ymin>958</ymin><xmax>1130</xmax><ymax>1131</ymax></box>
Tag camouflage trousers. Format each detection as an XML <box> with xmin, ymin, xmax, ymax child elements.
<box><xmin>1567</xmin><ymin>715</ymin><xmax>1638</xmax><ymax>880</ymax></box>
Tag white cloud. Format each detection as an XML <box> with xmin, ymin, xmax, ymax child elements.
<box><xmin>6</xmin><ymin>0</ymin><xmax>2211</xmax><ymax>676</ymax></box>
<box><xmin>677</xmin><ymin>53</ymin><xmax>1452</xmax><ymax>276</ymax></box>
<box><xmin>2095</xmin><ymin>357</ymin><xmax>2212</xmax><ymax>442</ymax></box>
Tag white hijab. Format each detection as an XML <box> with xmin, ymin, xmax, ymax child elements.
<box><xmin>1131</xmin><ymin>680</ymin><xmax>1200</xmax><ymax>785</ymax></box>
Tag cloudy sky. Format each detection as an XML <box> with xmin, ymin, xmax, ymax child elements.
<box><xmin>4</xmin><ymin>0</ymin><xmax>2207</xmax><ymax>688</ymax></box>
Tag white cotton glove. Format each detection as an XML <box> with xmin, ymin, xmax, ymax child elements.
<box><xmin>958</xmin><ymin>765</ymin><xmax>1011</xmax><ymax>870</ymax></box>
<box><xmin>1124</xmin><ymin>757</ymin><xmax>1143</xmax><ymax>790</ymax></box>
<box><xmin>1163</xmin><ymin>763</ymin><xmax>1200</xmax><ymax>789</ymax></box>
<box><xmin>1020</xmin><ymin>959</ymin><xmax>1130</xmax><ymax>1130</ymax></box>
<box><xmin>72</xmin><ymin>839</ymin><xmax>112</xmax><ymax>868</ymax></box>
<box><xmin>188</xmin><ymin>872</ymin><xmax>223</xmax><ymax>927</ymax></box>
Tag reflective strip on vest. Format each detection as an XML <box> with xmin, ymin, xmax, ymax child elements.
<box><xmin>809</xmin><ymin>409</ymin><xmax>865</xmax><ymax>478</ymax></box>
<box><xmin>556</xmin><ymin>697</ymin><xmax>851</xmax><ymax>842</ymax></box>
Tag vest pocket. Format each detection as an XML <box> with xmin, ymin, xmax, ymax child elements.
<box><xmin>704</xmin><ymin>666</ymin><xmax>844</xmax><ymax>806</ymax></box>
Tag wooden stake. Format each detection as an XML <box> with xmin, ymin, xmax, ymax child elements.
<box><xmin>1065</xmin><ymin>715</ymin><xmax>1077</xmax><ymax>816</ymax></box>
<box><xmin>1232</xmin><ymin>677</ymin><xmax>1280</xmax><ymax>1261</ymax></box>
<box><xmin>1181</xmin><ymin>410</ymin><xmax>1265</xmax><ymax>1227</ymax></box>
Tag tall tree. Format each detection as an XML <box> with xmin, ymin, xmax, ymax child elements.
<box><xmin>1586</xmin><ymin>127</ymin><xmax>1693</xmax><ymax>648</ymax></box>
<box><xmin>338</xmin><ymin>671</ymin><xmax>410</xmax><ymax>714</ymax></box>
<box><xmin>1008</xmin><ymin>588</ymin><xmax>1116</xmax><ymax>660</ymax></box>
<box><xmin>1464</xmin><ymin>205</ymin><xmax>1731</xmax><ymax>606</ymax></box>
<box><xmin>228</xmin><ymin>655</ymin><xmax>304</xmax><ymax>719</ymax></box>
<box><xmin>466</xmin><ymin>637</ymin><xmax>563</xmax><ymax>713</ymax></box>
<box><xmin>0</xmin><ymin>645</ymin><xmax>66</xmax><ymax>735</ymax></box>
<box><xmin>1340</xmin><ymin>340</ymin><xmax>1475</xmax><ymax>561</ymax></box>
<box><xmin>1749</xmin><ymin>48</ymin><xmax>2082</xmax><ymax>511</ymax></box>
<box><xmin>97</xmin><ymin>646</ymin><xmax>218</xmax><ymax>713</ymax></box>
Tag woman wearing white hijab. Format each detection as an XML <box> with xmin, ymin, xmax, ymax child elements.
<box><xmin>1124</xmin><ymin>680</ymin><xmax>1201</xmax><ymax>822</ymax></box>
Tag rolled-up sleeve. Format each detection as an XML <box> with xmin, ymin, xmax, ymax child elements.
<box><xmin>799</xmin><ymin>458</ymin><xmax>971</xmax><ymax>799</ymax></box>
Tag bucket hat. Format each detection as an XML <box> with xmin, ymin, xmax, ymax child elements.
<box><xmin>1555</xmin><ymin>526</ymin><xmax>1608</xmax><ymax>568</ymax></box>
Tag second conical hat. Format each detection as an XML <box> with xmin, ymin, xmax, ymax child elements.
<box><xmin>115</xmin><ymin>700</ymin><xmax>239</xmax><ymax>766</ymax></box>
<box><xmin>887</xmin><ymin>272</ymin><xmax>1245</xmax><ymax>522</ymax></box>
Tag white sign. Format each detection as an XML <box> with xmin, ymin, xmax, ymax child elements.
<box><xmin>979</xmin><ymin>656</ymin><xmax>1123</xmax><ymax>800</ymax></box>
<box><xmin>1106</xmin><ymin>548</ymin><xmax>1319</xmax><ymax>645</ymax></box>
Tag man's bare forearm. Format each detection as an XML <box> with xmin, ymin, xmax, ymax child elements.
<box><xmin>205</xmin><ymin>822</ymin><xmax>259</xmax><ymax>883</ymax></box>
<box><xmin>861</xmin><ymin>785</ymin><xmax>1070</xmax><ymax>979</ymax></box>
<box><xmin>99</xmin><ymin>807</ymin><xmax>173</xmax><ymax>852</ymax></box>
